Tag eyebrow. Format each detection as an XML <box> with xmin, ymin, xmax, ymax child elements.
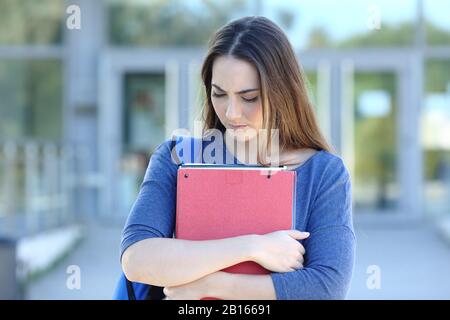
<box><xmin>212</xmin><ymin>84</ymin><xmax>259</xmax><ymax>94</ymax></box>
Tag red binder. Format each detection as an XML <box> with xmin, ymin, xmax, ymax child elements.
<box><xmin>175</xmin><ymin>164</ymin><xmax>296</xmax><ymax>299</ymax></box>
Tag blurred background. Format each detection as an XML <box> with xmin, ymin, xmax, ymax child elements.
<box><xmin>0</xmin><ymin>0</ymin><xmax>449</xmax><ymax>300</ymax></box>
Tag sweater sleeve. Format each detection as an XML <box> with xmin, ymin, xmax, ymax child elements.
<box><xmin>120</xmin><ymin>139</ymin><xmax>178</xmax><ymax>261</ymax></box>
<box><xmin>270</xmin><ymin>157</ymin><xmax>356</xmax><ymax>300</ymax></box>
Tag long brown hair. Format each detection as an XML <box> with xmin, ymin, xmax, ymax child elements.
<box><xmin>201</xmin><ymin>16</ymin><xmax>331</xmax><ymax>155</ymax></box>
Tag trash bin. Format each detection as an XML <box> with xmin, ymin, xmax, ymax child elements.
<box><xmin>0</xmin><ymin>237</ymin><xmax>19</xmax><ymax>299</ymax></box>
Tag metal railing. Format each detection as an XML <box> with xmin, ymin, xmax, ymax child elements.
<box><xmin>0</xmin><ymin>140</ymin><xmax>92</xmax><ymax>237</ymax></box>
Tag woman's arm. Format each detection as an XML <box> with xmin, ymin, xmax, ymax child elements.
<box><xmin>164</xmin><ymin>228</ymin><xmax>354</xmax><ymax>300</ymax></box>
<box><xmin>163</xmin><ymin>271</ymin><xmax>276</xmax><ymax>300</ymax></box>
<box><xmin>189</xmin><ymin>158</ymin><xmax>354</xmax><ymax>301</ymax></box>
<box><xmin>122</xmin><ymin>235</ymin><xmax>256</xmax><ymax>287</ymax></box>
<box><xmin>212</xmin><ymin>273</ymin><xmax>276</xmax><ymax>300</ymax></box>
<box><xmin>124</xmin><ymin>229</ymin><xmax>308</xmax><ymax>288</ymax></box>
<box><xmin>268</xmin><ymin>158</ymin><xmax>356</xmax><ymax>300</ymax></box>
<box><xmin>121</xmin><ymin>137</ymin><xmax>307</xmax><ymax>291</ymax></box>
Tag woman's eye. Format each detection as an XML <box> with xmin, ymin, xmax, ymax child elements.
<box><xmin>242</xmin><ymin>96</ymin><xmax>258</xmax><ymax>103</ymax></box>
<box><xmin>212</xmin><ymin>92</ymin><xmax>258</xmax><ymax>103</ymax></box>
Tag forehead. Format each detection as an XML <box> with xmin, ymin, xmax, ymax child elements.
<box><xmin>211</xmin><ymin>55</ymin><xmax>259</xmax><ymax>89</ymax></box>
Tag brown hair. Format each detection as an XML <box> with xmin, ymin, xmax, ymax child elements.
<box><xmin>200</xmin><ymin>16</ymin><xmax>331</xmax><ymax>156</ymax></box>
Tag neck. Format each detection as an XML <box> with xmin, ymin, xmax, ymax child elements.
<box><xmin>224</xmin><ymin>133</ymin><xmax>259</xmax><ymax>165</ymax></box>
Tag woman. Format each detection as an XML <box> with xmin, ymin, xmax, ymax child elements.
<box><xmin>120</xmin><ymin>16</ymin><xmax>355</xmax><ymax>300</ymax></box>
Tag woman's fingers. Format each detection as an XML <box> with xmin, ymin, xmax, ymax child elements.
<box><xmin>292</xmin><ymin>254</ymin><xmax>304</xmax><ymax>270</ymax></box>
<box><xmin>295</xmin><ymin>259</ymin><xmax>304</xmax><ymax>269</ymax></box>
<box><xmin>286</xmin><ymin>230</ymin><xmax>310</xmax><ymax>240</ymax></box>
<box><xmin>290</xmin><ymin>261</ymin><xmax>303</xmax><ymax>271</ymax></box>
<box><xmin>298</xmin><ymin>244</ymin><xmax>306</xmax><ymax>255</ymax></box>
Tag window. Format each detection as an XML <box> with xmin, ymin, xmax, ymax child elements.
<box><xmin>107</xmin><ymin>0</ymin><xmax>255</xmax><ymax>47</ymax></box>
<box><xmin>425</xmin><ymin>0</ymin><xmax>450</xmax><ymax>46</ymax></box>
<box><xmin>0</xmin><ymin>60</ymin><xmax>62</xmax><ymax>140</ymax></box>
<box><xmin>262</xmin><ymin>0</ymin><xmax>416</xmax><ymax>50</ymax></box>
<box><xmin>0</xmin><ymin>0</ymin><xmax>64</xmax><ymax>45</ymax></box>
<box><xmin>422</xmin><ymin>59</ymin><xmax>450</xmax><ymax>216</ymax></box>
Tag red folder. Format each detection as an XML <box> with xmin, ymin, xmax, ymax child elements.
<box><xmin>175</xmin><ymin>164</ymin><xmax>296</xmax><ymax>299</ymax></box>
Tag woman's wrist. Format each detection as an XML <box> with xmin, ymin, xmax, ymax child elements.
<box><xmin>241</xmin><ymin>234</ymin><xmax>261</xmax><ymax>262</ymax></box>
<box><xmin>205</xmin><ymin>234</ymin><xmax>260</xmax><ymax>299</ymax></box>
<box><xmin>205</xmin><ymin>271</ymin><xmax>234</xmax><ymax>299</ymax></box>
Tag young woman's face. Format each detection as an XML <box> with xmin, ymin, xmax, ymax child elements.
<box><xmin>211</xmin><ymin>55</ymin><xmax>263</xmax><ymax>141</ymax></box>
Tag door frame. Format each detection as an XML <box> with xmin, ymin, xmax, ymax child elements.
<box><xmin>300</xmin><ymin>48</ymin><xmax>423</xmax><ymax>224</ymax></box>
<box><xmin>98</xmin><ymin>48</ymin><xmax>202</xmax><ymax>219</ymax></box>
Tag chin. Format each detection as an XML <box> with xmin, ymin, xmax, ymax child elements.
<box><xmin>225</xmin><ymin>127</ymin><xmax>258</xmax><ymax>142</ymax></box>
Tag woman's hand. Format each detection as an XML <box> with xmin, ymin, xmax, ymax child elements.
<box><xmin>251</xmin><ymin>230</ymin><xmax>309</xmax><ymax>273</ymax></box>
<box><xmin>162</xmin><ymin>230</ymin><xmax>309</xmax><ymax>299</ymax></box>
<box><xmin>163</xmin><ymin>271</ymin><xmax>226</xmax><ymax>300</ymax></box>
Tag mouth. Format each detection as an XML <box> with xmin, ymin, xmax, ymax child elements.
<box><xmin>229</xmin><ymin>124</ymin><xmax>248</xmax><ymax>130</ymax></box>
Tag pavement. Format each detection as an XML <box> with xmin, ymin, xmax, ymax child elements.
<box><xmin>25</xmin><ymin>219</ymin><xmax>450</xmax><ymax>300</ymax></box>
<box><xmin>25</xmin><ymin>222</ymin><xmax>123</xmax><ymax>300</ymax></box>
<box><xmin>348</xmin><ymin>221</ymin><xmax>450</xmax><ymax>299</ymax></box>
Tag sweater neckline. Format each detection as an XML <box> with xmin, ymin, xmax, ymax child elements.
<box><xmin>222</xmin><ymin>141</ymin><xmax>325</xmax><ymax>171</ymax></box>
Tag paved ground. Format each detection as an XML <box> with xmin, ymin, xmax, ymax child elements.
<box><xmin>348</xmin><ymin>221</ymin><xmax>450</xmax><ymax>299</ymax></box>
<box><xmin>26</xmin><ymin>220</ymin><xmax>450</xmax><ymax>300</ymax></box>
<box><xmin>25</xmin><ymin>222</ymin><xmax>123</xmax><ymax>300</ymax></box>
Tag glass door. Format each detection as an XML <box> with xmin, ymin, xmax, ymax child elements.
<box><xmin>422</xmin><ymin>59</ymin><xmax>450</xmax><ymax>217</ymax></box>
<box><xmin>98</xmin><ymin>50</ymin><xmax>185</xmax><ymax>220</ymax></box>
<box><xmin>340</xmin><ymin>59</ymin><xmax>418</xmax><ymax>217</ymax></box>
<box><xmin>352</xmin><ymin>71</ymin><xmax>398</xmax><ymax>212</ymax></box>
<box><xmin>119</xmin><ymin>73</ymin><xmax>166</xmax><ymax>214</ymax></box>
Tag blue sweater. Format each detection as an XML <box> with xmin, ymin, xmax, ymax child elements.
<box><xmin>120</xmin><ymin>136</ymin><xmax>356</xmax><ymax>300</ymax></box>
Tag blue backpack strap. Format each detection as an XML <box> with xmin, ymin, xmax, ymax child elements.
<box><xmin>113</xmin><ymin>272</ymin><xmax>165</xmax><ymax>300</ymax></box>
<box><xmin>113</xmin><ymin>273</ymin><xmax>131</xmax><ymax>300</ymax></box>
<box><xmin>131</xmin><ymin>281</ymin><xmax>151</xmax><ymax>300</ymax></box>
<box><xmin>126</xmin><ymin>277</ymin><xmax>136</xmax><ymax>300</ymax></box>
<box><xmin>149</xmin><ymin>285</ymin><xmax>166</xmax><ymax>300</ymax></box>
<box><xmin>113</xmin><ymin>273</ymin><xmax>147</xmax><ymax>300</ymax></box>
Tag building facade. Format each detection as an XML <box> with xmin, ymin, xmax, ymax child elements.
<box><xmin>0</xmin><ymin>0</ymin><xmax>449</xmax><ymax>234</ymax></box>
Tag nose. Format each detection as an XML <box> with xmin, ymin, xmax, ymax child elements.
<box><xmin>225</xmin><ymin>100</ymin><xmax>242</xmax><ymax>122</ymax></box>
